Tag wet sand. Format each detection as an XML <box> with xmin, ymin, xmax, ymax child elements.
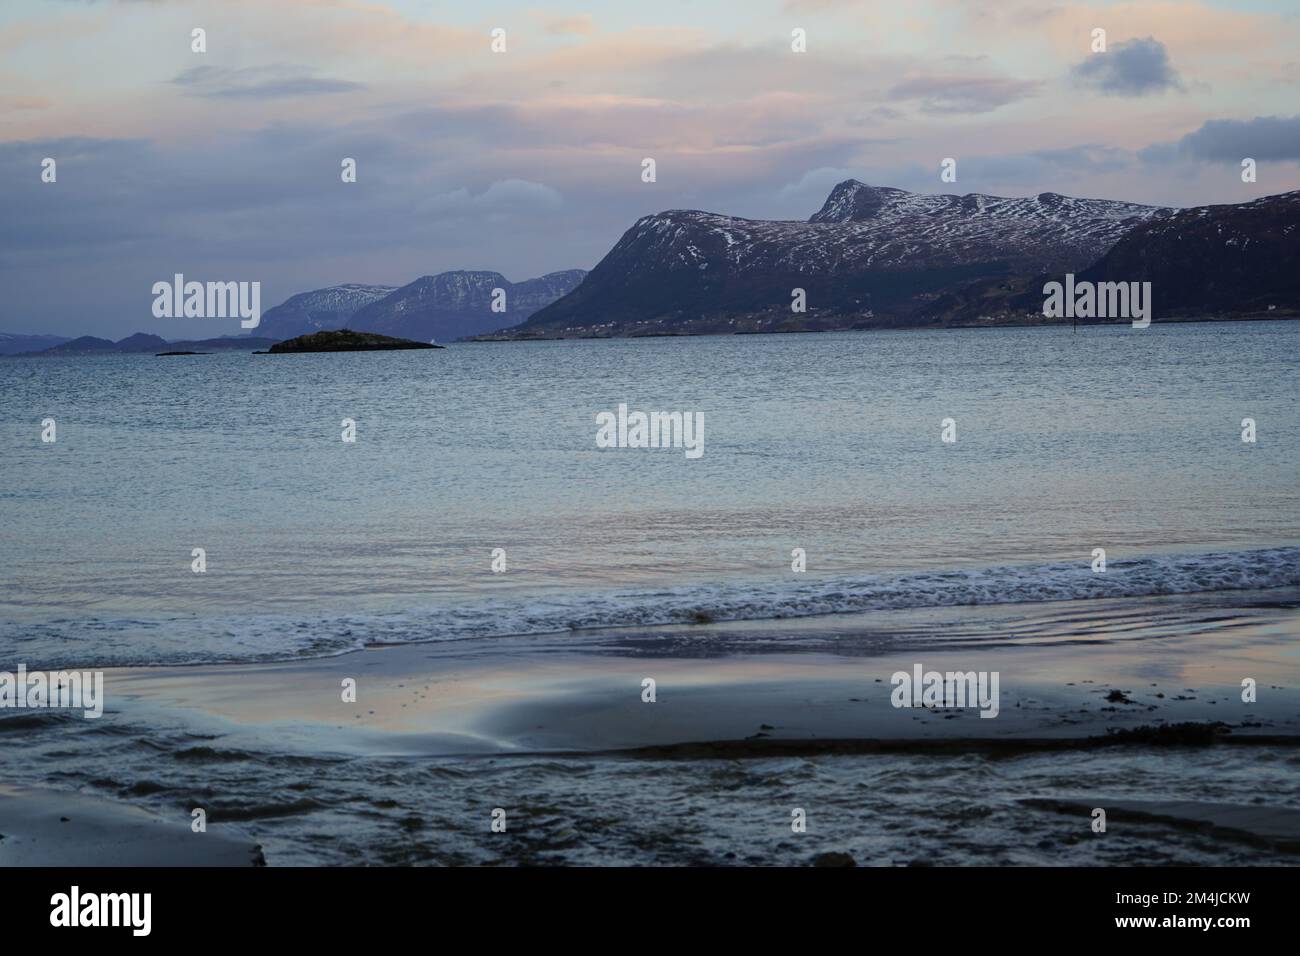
<box><xmin>0</xmin><ymin>785</ymin><xmax>264</xmax><ymax>866</ymax></box>
<box><xmin>4</xmin><ymin>591</ymin><xmax>1299</xmax><ymax>865</ymax></box>
<box><xmin>102</xmin><ymin>591</ymin><xmax>1300</xmax><ymax>755</ymax></box>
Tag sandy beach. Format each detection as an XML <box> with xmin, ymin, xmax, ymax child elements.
<box><xmin>0</xmin><ymin>786</ymin><xmax>264</xmax><ymax>867</ymax></box>
<box><xmin>4</xmin><ymin>589</ymin><xmax>1298</xmax><ymax>866</ymax></box>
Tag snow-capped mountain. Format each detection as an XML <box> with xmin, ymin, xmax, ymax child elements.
<box><xmin>494</xmin><ymin>180</ymin><xmax>1174</xmax><ymax>337</ymax></box>
<box><xmin>1076</xmin><ymin>189</ymin><xmax>1300</xmax><ymax>317</ymax></box>
<box><xmin>808</xmin><ymin>180</ymin><xmax>1167</xmax><ymax>269</ymax></box>
<box><xmin>258</xmin><ymin>283</ymin><xmax>396</xmax><ymax>340</ymax></box>
<box><xmin>349</xmin><ymin>269</ymin><xmax>587</xmax><ymax>342</ymax></box>
<box><xmin>509</xmin><ymin>269</ymin><xmax>591</xmax><ymax>313</ymax></box>
<box><xmin>922</xmin><ymin>188</ymin><xmax>1300</xmax><ymax>324</ymax></box>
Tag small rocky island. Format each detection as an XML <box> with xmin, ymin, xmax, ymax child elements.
<box><xmin>262</xmin><ymin>329</ymin><xmax>445</xmax><ymax>353</ymax></box>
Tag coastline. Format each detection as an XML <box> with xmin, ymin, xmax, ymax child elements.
<box><xmin>103</xmin><ymin>593</ymin><xmax>1300</xmax><ymax>756</ymax></box>
<box><xmin>8</xmin><ymin>314</ymin><xmax>1294</xmax><ymax>356</ymax></box>
<box><xmin>5</xmin><ymin>591</ymin><xmax>1299</xmax><ymax>865</ymax></box>
<box><xmin>470</xmin><ymin>312</ymin><xmax>1300</xmax><ymax>342</ymax></box>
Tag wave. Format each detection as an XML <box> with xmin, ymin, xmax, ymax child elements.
<box><xmin>3</xmin><ymin>546</ymin><xmax>1299</xmax><ymax>668</ymax></box>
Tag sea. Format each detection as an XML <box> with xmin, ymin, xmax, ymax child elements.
<box><xmin>2</xmin><ymin>322</ymin><xmax>1298</xmax><ymax>865</ymax></box>
<box><xmin>2</xmin><ymin>322</ymin><xmax>1298</xmax><ymax>667</ymax></box>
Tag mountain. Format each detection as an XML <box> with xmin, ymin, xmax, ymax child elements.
<box><xmin>1075</xmin><ymin>189</ymin><xmax>1300</xmax><ymax>318</ymax></box>
<box><xmin>15</xmin><ymin>269</ymin><xmax>585</xmax><ymax>353</ymax></box>
<box><xmin>487</xmin><ymin>181</ymin><xmax>1173</xmax><ymax>337</ymax></box>
<box><xmin>37</xmin><ymin>332</ymin><xmax>167</xmax><ymax>355</ymax></box>
<box><xmin>920</xmin><ymin>189</ymin><xmax>1300</xmax><ymax>324</ymax></box>
<box><xmin>0</xmin><ymin>333</ymin><xmax>70</xmax><ymax>355</ymax></box>
<box><xmin>348</xmin><ymin>270</ymin><xmax>587</xmax><ymax>342</ymax></box>
<box><xmin>114</xmin><ymin>333</ymin><xmax>171</xmax><ymax>352</ymax></box>
<box><xmin>166</xmin><ymin>336</ymin><xmax>280</xmax><ymax>352</ymax></box>
<box><xmin>37</xmin><ymin>335</ymin><xmax>120</xmax><ymax>354</ymax></box>
<box><xmin>257</xmin><ymin>283</ymin><xmax>396</xmax><ymax>340</ymax></box>
<box><xmin>22</xmin><ymin>334</ymin><xmax>279</xmax><ymax>356</ymax></box>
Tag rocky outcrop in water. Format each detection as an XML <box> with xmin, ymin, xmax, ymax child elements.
<box><xmin>264</xmin><ymin>329</ymin><xmax>445</xmax><ymax>353</ymax></box>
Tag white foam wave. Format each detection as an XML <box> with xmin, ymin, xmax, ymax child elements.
<box><xmin>4</xmin><ymin>547</ymin><xmax>1298</xmax><ymax>668</ymax></box>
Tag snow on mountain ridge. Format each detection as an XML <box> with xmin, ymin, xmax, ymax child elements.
<box><xmin>499</xmin><ymin>179</ymin><xmax>1202</xmax><ymax>337</ymax></box>
<box><xmin>349</xmin><ymin>269</ymin><xmax>588</xmax><ymax>341</ymax></box>
<box><xmin>618</xmin><ymin>180</ymin><xmax>1171</xmax><ymax>279</ymax></box>
<box><xmin>258</xmin><ymin>283</ymin><xmax>397</xmax><ymax>339</ymax></box>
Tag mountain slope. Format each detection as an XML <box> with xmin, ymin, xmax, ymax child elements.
<box><xmin>23</xmin><ymin>334</ymin><xmax>279</xmax><ymax>356</ymax></box>
<box><xmin>349</xmin><ymin>269</ymin><xmax>587</xmax><ymax>342</ymax></box>
<box><xmin>0</xmin><ymin>333</ymin><xmax>70</xmax><ymax>355</ymax></box>
<box><xmin>492</xmin><ymin>180</ymin><xmax>1169</xmax><ymax>337</ymax></box>
<box><xmin>921</xmin><ymin>189</ymin><xmax>1300</xmax><ymax>324</ymax></box>
<box><xmin>38</xmin><ymin>333</ymin><xmax>166</xmax><ymax>355</ymax></box>
<box><xmin>37</xmin><ymin>336</ymin><xmax>119</xmax><ymax>354</ymax></box>
<box><xmin>1076</xmin><ymin>189</ymin><xmax>1300</xmax><ymax>317</ymax></box>
<box><xmin>114</xmin><ymin>333</ymin><xmax>170</xmax><ymax>353</ymax></box>
<box><xmin>258</xmin><ymin>283</ymin><xmax>396</xmax><ymax>340</ymax></box>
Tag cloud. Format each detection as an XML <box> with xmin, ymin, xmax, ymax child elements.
<box><xmin>544</xmin><ymin>15</ymin><xmax>594</xmax><ymax>36</ymax></box>
<box><xmin>421</xmin><ymin>179</ymin><xmax>564</xmax><ymax>214</ymax></box>
<box><xmin>958</xmin><ymin>144</ymin><xmax>1138</xmax><ymax>190</ymax></box>
<box><xmin>778</xmin><ymin>166</ymin><xmax>863</xmax><ymax>211</ymax></box>
<box><xmin>0</xmin><ymin>95</ymin><xmax>54</xmax><ymax>112</ymax></box>
<box><xmin>7</xmin><ymin>0</ymin><xmax>1300</xmax><ymax>339</ymax></box>
<box><xmin>1138</xmin><ymin>115</ymin><xmax>1300</xmax><ymax>166</ymax></box>
<box><xmin>781</xmin><ymin>0</ymin><xmax>871</xmax><ymax>10</ymax></box>
<box><xmin>1176</xmin><ymin>115</ymin><xmax>1300</xmax><ymax>162</ymax></box>
<box><xmin>170</xmin><ymin>65</ymin><xmax>363</xmax><ymax>99</ymax></box>
<box><xmin>887</xmin><ymin>73</ymin><xmax>1041</xmax><ymax>114</ymax></box>
<box><xmin>1070</xmin><ymin>37</ymin><xmax>1184</xmax><ymax>97</ymax></box>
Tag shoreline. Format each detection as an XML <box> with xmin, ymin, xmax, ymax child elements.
<box><xmin>8</xmin><ymin>588</ymin><xmax>1299</xmax><ymax>748</ymax></box>
<box><xmin>77</xmin><ymin>591</ymin><xmax>1300</xmax><ymax>756</ymax></box>
<box><xmin>470</xmin><ymin>313</ymin><xmax>1300</xmax><ymax>342</ymax></box>
<box><xmin>5</xmin><ymin>592</ymin><xmax>1300</xmax><ymax>865</ymax></box>
<box><xmin>8</xmin><ymin>315</ymin><xmax>1296</xmax><ymax>357</ymax></box>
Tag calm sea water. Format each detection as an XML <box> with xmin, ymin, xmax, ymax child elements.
<box><xmin>2</xmin><ymin>322</ymin><xmax>1299</xmax><ymax>667</ymax></box>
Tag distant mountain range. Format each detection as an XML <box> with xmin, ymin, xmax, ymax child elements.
<box><xmin>10</xmin><ymin>269</ymin><xmax>587</xmax><ymax>355</ymax></box>
<box><xmin>11</xmin><ymin>184</ymin><xmax>1296</xmax><ymax>350</ymax></box>
<box><xmin>259</xmin><ymin>270</ymin><xmax>587</xmax><ymax>343</ymax></box>
<box><xmin>346</xmin><ymin>269</ymin><xmax>587</xmax><ymax>342</ymax></box>
<box><xmin>482</xmin><ymin>181</ymin><xmax>1300</xmax><ymax>338</ymax></box>
<box><xmin>23</xmin><ymin>333</ymin><xmax>281</xmax><ymax>355</ymax></box>
<box><xmin>0</xmin><ymin>333</ymin><xmax>70</xmax><ymax>355</ymax></box>
<box><xmin>257</xmin><ymin>284</ymin><xmax>396</xmax><ymax>341</ymax></box>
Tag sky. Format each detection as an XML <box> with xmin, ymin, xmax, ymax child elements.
<box><xmin>2</xmin><ymin>0</ymin><xmax>1299</xmax><ymax>338</ymax></box>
